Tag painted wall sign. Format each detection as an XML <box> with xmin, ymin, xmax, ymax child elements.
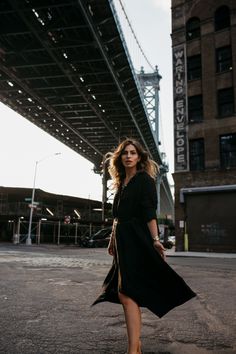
<box><xmin>173</xmin><ymin>44</ymin><xmax>188</xmax><ymax>171</ymax></box>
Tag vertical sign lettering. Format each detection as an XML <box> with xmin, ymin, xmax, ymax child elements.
<box><xmin>173</xmin><ymin>44</ymin><xmax>188</xmax><ymax>171</ymax></box>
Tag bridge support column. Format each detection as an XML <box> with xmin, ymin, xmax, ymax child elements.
<box><xmin>157</xmin><ymin>162</ymin><xmax>169</xmax><ymax>216</ymax></box>
<box><xmin>57</xmin><ymin>221</ymin><xmax>61</xmax><ymax>245</ymax></box>
<box><xmin>102</xmin><ymin>160</ymin><xmax>108</xmax><ymax>223</ymax></box>
<box><xmin>37</xmin><ymin>219</ymin><xmax>41</xmax><ymax>245</ymax></box>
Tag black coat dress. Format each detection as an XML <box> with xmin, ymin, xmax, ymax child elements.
<box><xmin>93</xmin><ymin>171</ymin><xmax>196</xmax><ymax>318</ymax></box>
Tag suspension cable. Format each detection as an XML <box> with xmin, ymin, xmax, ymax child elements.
<box><xmin>118</xmin><ymin>0</ymin><xmax>155</xmax><ymax>71</ymax></box>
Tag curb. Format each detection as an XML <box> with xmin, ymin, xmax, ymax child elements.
<box><xmin>166</xmin><ymin>251</ymin><xmax>236</xmax><ymax>259</ymax></box>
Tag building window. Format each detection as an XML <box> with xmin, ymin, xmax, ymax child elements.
<box><xmin>220</xmin><ymin>133</ymin><xmax>236</xmax><ymax>169</ymax></box>
<box><xmin>189</xmin><ymin>138</ymin><xmax>205</xmax><ymax>171</ymax></box>
<box><xmin>186</xmin><ymin>17</ymin><xmax>200</xmax><ymax>41</ymax></box>
<box><xmin>187</xmin><ymin>55</ymin><xmax>201</xmax><ymax>81</ymax></box>
<box><xmin>216</xmin><ymin>46</ymin><xmax>232</xmax><ymax>73</ymax></box>
<box><xmin>217</xmin><ymin>87</ymin><xmax>234</xmax><ymax>117</ymax></box>
<box><xmin>215</xmin><ymin>6</ymin><xmax>230</xmax><ymax>31</ymax></box>
<box><xmin>188</xmin><ymin>95</ymin><xmax>203</xmax><ymax>123</ymax></box>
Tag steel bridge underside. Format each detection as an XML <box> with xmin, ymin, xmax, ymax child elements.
<box><xmin>0</xmin><ymin>0</ymin><xmax>173</xmax><ymax>213</ymax></box>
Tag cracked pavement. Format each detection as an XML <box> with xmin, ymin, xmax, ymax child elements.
<box><xmin>0</xmin><ymin>244</ymin><xmax>235</xmax><ymax>354</ymax></box>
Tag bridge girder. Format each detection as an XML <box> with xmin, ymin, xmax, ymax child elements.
<box><xmin>0</xmin><ymin>0</ymin><xmax>161</xmax><ymax>169</ymax></box>
<box><xmin>0</xmin><ymin>0</ymin><xmax>173</xmax><ymax>214</ymax></box>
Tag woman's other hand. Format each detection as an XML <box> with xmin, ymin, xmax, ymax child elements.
<box><xmin>153</xmin><ymin>240</ymin><xmax>166</xmax><ymax>261</ymax></box>
<box><xmin>107</xmin><ymin>237</ymin><xmax>115</xmax><ymax>256</ymax></box>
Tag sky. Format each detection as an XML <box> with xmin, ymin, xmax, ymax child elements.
<box><xmin>0</xmin><ymin>0</ymin><xmax>173</xmax><ymax>201</ymax></box>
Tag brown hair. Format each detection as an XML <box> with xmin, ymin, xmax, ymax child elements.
<box><xmin>106</xmin><ymin>138</ymin><xmax>159</xmax><ymax>189</ymax></box>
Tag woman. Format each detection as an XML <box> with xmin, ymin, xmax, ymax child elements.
<box><xmin>93</xmin><ymin>138</ymin><xmax>196</xmax><ymax>354</ymax></box>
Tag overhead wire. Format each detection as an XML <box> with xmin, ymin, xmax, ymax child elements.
<box><xmin>116</xmin><ymin>0</ymin><xmax>169</xmax><ymax>166</ymax></box>
<box><xmin>117</xmin><ymin>0</ymin><xmax>155</xmax><ymax>72</ymax></box>
<box><xmin>114</xmin><ymin>0</ymin><xmax>173</xmax><ymax>194</ymax></box>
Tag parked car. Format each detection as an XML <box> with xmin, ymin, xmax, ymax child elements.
<box><xmin>88</xmin><ymin>226</ymin><xmax>174</xmax><ymax>249</ymax></box>
<box><xmin>88</xmin><ymin>227</ymin><xmax>112</xmax><ymax>248</ymax></box>
<box><xmin>168</xmin><ymin>236</ymin><xmax>175</xmax><ymax>246</ymax></box>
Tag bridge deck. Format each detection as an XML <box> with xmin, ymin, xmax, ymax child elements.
<box><xmin>0</xmin><ymin>0</ymin><xmax>160</xmax><ymax>171</ymax></box>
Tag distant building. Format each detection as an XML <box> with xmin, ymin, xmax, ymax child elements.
<box><xmin>172</xmin><ymin>0</ymin><xmax>236</xmax><ymax>252</ymax></box>
<box><xmin>0</xmin><ymin>186</ymin><xmax>111</xmax><ymax>244</ymax></box>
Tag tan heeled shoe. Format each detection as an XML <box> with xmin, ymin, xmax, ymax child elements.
<box><xmin>138</xmin><ymin>340</ymin><xmax>142</xmax><ymax>354</ymax></box>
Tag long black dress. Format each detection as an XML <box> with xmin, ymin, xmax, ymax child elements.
<box><xmin>93</xmin><ymin>171</ymin><xmax>196</xmax><ymax>318</ymax></box>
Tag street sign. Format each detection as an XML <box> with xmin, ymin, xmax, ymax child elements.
<box><xmin>25</xmin><ymin>198</ymin><xmax>32</xmax><ymax>202</ymax></box>
<box><xmin>64</xmin><ymin>216</ymin><xmax>71</xmax><ymax>224</ymax></box>
<box><xmin>28</xmin><ymin>204</ymin><xmax>37</xmax><ymax>208</ymax></box>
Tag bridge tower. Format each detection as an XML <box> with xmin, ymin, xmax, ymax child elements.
<box><xmin>138</xmin><ymin>66</ymin><xmax>162</xmax><ymax>145</ymax></box>
<box><xmin>138</xmin><ymin>66</ymin><xmax>169</xmax><ymax>216</ymax></box>
<box><xmin>101</xmin><ymin>66</ymin><xmax>171</xmax><ymax>220</ymax></box>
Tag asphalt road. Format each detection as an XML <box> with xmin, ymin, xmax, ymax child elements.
<box><xmin>0</xmin><ymin>244</ymin><xmax>236</xmax><ymax>354</ymax></box>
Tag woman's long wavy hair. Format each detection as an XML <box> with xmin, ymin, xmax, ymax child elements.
<box><xmin>106</xmin><ymin>138</ymin><xmax>159</xmax><ymax>190</ymax></box>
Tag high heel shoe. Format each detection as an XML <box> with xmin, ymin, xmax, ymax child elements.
<box><xmin>138</xmin><ymin>340</ymin><xmax>142</xmax><ymax>354</ymax></box>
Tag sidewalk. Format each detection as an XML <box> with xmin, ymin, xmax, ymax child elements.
<box><xmin>166</xmin><ymin>247</ymin><xmax>236</xmax><ymax>258</ymax></box>
<box><xmin>1</xmin><ymin>242</ymin><xmax>236</xmax><ymax>259</ymax></box>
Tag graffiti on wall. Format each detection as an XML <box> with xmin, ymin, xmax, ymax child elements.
<box><xmin>200</xmin><ymin>223</ymin><xmax>226</xmax><ymax>244</ymax></box>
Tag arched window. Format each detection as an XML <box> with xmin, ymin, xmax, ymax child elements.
<box><xmin>215</xmin><ymin>5</ymin><xmax>230</xmax><ymax>31</ymax></box>
<box><xmin>186</xmin><ymin>17</ymin><xmax>200</xmax><ymax>41</ymax></box>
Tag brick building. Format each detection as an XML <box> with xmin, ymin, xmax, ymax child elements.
<box><xmin>0</xmin><ymin>186</ymin><xmax>111</xmax><ymax>244</ymax></box>
<box><xmin>172</xmin><ymin>0</ymin><xmax>236</xmax><ymax>252</ymax></box>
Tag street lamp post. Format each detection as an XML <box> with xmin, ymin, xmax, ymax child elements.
<box><xmin>26</xmin><ymin>152</ymin><xmax>61</xmax><ymax>245</ymax></box>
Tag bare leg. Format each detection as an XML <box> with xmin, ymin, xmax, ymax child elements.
<box><xmin>118</xmin><ymin>292</ymin><xmax>142</xmax><ymax>354</ymax></box>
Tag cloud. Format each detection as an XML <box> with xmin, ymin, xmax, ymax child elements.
<box><xmin>151</xmin><ymin>0</ymin><xmax>171</xmax><ymax>12</ymax></box>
